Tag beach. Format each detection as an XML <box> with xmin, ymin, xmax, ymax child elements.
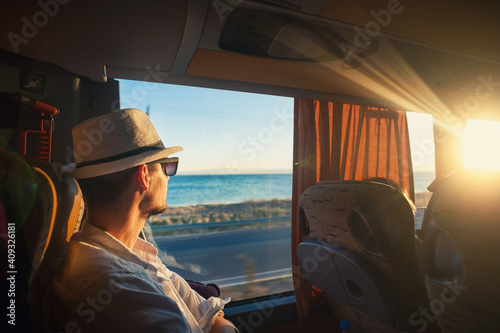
<box><xmin>148</xmin><ymin>198</ymin><xmax>292</xmax><ymax>225</ymax></box>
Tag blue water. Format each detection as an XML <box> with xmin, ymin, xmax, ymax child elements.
<box><xmin>166</xmin><ymin>172</ymin><xmax>435</xmax><ymax>207</ymax></box>
<box><xmin>413</xmin><ymin>171</ymin><xmax>436</xmax><ymax>193</ymax></box>
<box><xmin>167</xmin><ymin>174</ymin><xmax>293</xmax><ymax>206</ymax></box>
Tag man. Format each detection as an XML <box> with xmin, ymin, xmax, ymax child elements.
<box><xmin>53</xmin><ymin>108</ymin><xmax>236</xmax><ymax>332</ymax></box>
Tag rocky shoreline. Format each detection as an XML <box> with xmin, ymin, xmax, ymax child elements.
<box><xmin>148</xmin><ymin>198</ymin><xmax>292</xmax><ymax>225</ymax></box>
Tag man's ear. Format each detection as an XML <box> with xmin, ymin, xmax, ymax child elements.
<box><xmin>136</xmin><ymin>164</ymin><xmax>150</xmax><ymax>192</ymax></box>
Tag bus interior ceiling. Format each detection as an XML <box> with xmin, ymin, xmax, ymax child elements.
<box><xmin>2</xmin><ymin>0</ymin><xmax>500</xmax><ymax>332</ymax></box>
<box><xmin>1</xmin><ymin>1</ymin><xmax>500</xmax><ymax>112</ymax></box>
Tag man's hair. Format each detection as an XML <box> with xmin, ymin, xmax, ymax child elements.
<box><xmin>77</xmin><ymin>166</ymin><xmax>142</xmax><ymax>210</ymax></box>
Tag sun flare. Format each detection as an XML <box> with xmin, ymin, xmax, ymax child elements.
<box><xmin>463</xmin><ymin>119</ymin><xmax>500</xmax><ymax>170</ymax></box>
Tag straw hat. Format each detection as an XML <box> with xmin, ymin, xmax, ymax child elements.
<box><xmin>61</xmin><ymin>108</ymin><xmax>182</xmax><ymax>179</ymax></box>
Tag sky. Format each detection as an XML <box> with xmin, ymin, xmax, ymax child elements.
<box><xmin>406</xmin><ymin>111</ymin><xmax>436</xmax><ymax>172</ymax></box>
<box><xmin>119</xmin><ymin>79</ymin><xmax>294</xmax><ymax>175</ymax></box>
<box><xmin>407</xmin><ymin>112</ymin><xmax>500</xmax><ymax>172</ymax></box>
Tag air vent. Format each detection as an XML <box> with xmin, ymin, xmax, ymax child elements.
<box><xmin>219</xmin><ymin>7</ymin><xmax>345</xmax><ymax>62</ymax></box>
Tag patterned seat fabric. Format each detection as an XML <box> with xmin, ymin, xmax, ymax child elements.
<box><xmin>298</xmin><ymin>180</ymin><xmax>436</xmax><ymax>333</ymax></box>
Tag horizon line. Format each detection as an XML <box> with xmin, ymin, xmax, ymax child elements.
<box><xmin>176</xmin><ymin>172</ymin><xmax>293</xmax><ymax>176</ymax></box>
<box><xmin>174</xmin><ymin>170</ymin><xmax>435</xmax><ymax>176</ymax></box>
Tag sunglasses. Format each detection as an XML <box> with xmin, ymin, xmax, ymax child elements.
<box><xmin>159</xmin><ymin>157</ymin><xmax>179</xmax><ymax>176</ymax></box>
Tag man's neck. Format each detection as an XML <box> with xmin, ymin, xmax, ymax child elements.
<box><xmin>86</xmin><ymin>204</ymin><xmax>146</xmax><ymax>249</ymax></box>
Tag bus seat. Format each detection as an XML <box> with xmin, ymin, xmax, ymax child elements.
<box><xmin>0</xmin><ymin>148</ymin><xmax>84</xmax><ymax>330</ymax></box>
<box><xmin>30</xmin><ymin>157</ymin><xmax>84</xmax><ymax>275</ymax></box>
<box><xmin>30</xmin><ymin>159</ymin><xmax>84</xmax><ymax>331</ymax></box>
<box><xmin>423</xmin><ymin>169</ymin><xmax>500</xmax><ymax>332</ymax></box>
<box><xmin>297</xmin><ymin>180</ymin><xmax>434</xmax><ymax>332</ymax></box>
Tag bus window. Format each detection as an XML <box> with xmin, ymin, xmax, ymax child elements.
<box><xmin>407</xmin><ymin>111</ymin><xmax>435</xmax><ymax>211</ymax></box>
<box><xmin>119</xmin><ymin>80</ymin><xmax>294</xmax><ymax>301</ymax></box>
<box><xmin>463</xmin><ymin>119</ymin><xmax>500</xmax><ymax>170</ymax></box>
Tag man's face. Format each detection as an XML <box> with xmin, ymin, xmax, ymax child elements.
<box><xmin>139</xmin><ymin>163</ymin><xmax>169</xmax><ymax>218</ymax></box>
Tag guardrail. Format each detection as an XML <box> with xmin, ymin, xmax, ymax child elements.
<box><xmin>149</xmin><ymin>215</ymin><xmax>291</xmax><ymax>232</ymax></box>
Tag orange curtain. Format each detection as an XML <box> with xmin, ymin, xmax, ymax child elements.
<box><xmin>339</xmin><ymin>104</ymin><xmax>414</xmax><ymax>197</ymax></box>
<box><xmin>291</xmin><ymin>99</ymin><xmax>414</xmax><ymax>320</ymax></box>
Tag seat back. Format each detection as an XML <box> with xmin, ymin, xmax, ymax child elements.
<box><xmin>0</xmin><ymin>148</ymin><xmax>84</xmax><ymax>331</ymax></box>
<box><xmin>423</xmin><ymin>169</ymin><xmax>500</xmax><ymax>332</ymax></box>
<box><xmin>27</xmin><ymin>158</ymin><xmax>84</xmax><ymax>267</ymax></box>
<box><xmin>297</xmin><ymin>180</ymin><xmax>434</xmax><ymax>332</ymax></box>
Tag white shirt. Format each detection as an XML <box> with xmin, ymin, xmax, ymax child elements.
<box><xmin>51</xmin><ymin>221</ymin><xmax>230</xmax><ymax>333</ymax></box>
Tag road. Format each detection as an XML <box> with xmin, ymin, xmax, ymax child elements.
<box><xmin>153</xmin><ymin>225</ymin><xmax>292</xmax><ymax>287</ymax></box>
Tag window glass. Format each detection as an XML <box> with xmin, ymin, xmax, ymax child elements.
<box><xmin>119</xmin><ymin>80</ymin><xmax>294</xmax><ymax>301</ymax></box>
<box><xmin>463</xmin><ymin>119</ymin><xmax>500</xmax><ymax>170</ymax></box>
<box><xmin>407</xmin><ymin>111</ymin><xmax>435</xmax><ymax>216</ymax></box>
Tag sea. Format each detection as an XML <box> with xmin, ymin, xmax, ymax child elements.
<box><xmin>167</xmin><ymin>172</ymin><xmax>436</xmax><ymax>207</ymax></box>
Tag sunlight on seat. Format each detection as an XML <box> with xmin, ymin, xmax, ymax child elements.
<box><xmin>463</xmin><ymin>119</ymin><xmax>500</xmax><ymax>170</ymax></box>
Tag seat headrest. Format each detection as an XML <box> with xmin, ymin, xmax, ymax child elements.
<box><xmin>0</xmin><ymin>148</ymin><xmax>84</xmax><ymax>284</ymax></box>
<box><xmin>300</xmin><ymin>180</ymin><xmax>415</xmax><ymax>255</ymax></box>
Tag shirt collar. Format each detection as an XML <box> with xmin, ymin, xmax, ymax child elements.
<box><xmin>75</xmin><ymin>220</ymin><xmax>157</xmax><ymax>269</ymax></box>
<box><xmin>133</xmin><ymin>237</ymin><xmax>159</xmax><ymax>257</ymax></box>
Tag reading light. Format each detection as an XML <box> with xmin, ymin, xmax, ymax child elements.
<box><xmin>356</xmin><ymin>39</ymin><xmax>379</xmax><ymax>58</ymax></box>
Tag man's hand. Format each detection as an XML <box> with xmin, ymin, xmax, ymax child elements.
<box><xmin>210</xmin><ymin>313</ymin><xmax>237</xmax><ymax>333</ymax></box>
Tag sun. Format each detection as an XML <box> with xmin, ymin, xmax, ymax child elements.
<box><xmin>463</xmin><ymin>119</ymin><xmax>500</xmax><ymax>170</ymax></box>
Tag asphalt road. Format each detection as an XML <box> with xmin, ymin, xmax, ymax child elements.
<box><xmin>153</xmin><ymin>226</ymin><xmax>292</xmax><ymax>286</ymax></box>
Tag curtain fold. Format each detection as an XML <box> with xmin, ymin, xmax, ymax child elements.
<box><xmin>291</xmin><ymin>99</ymin><xmax>414</xmax><ymax>320</ymax></box>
